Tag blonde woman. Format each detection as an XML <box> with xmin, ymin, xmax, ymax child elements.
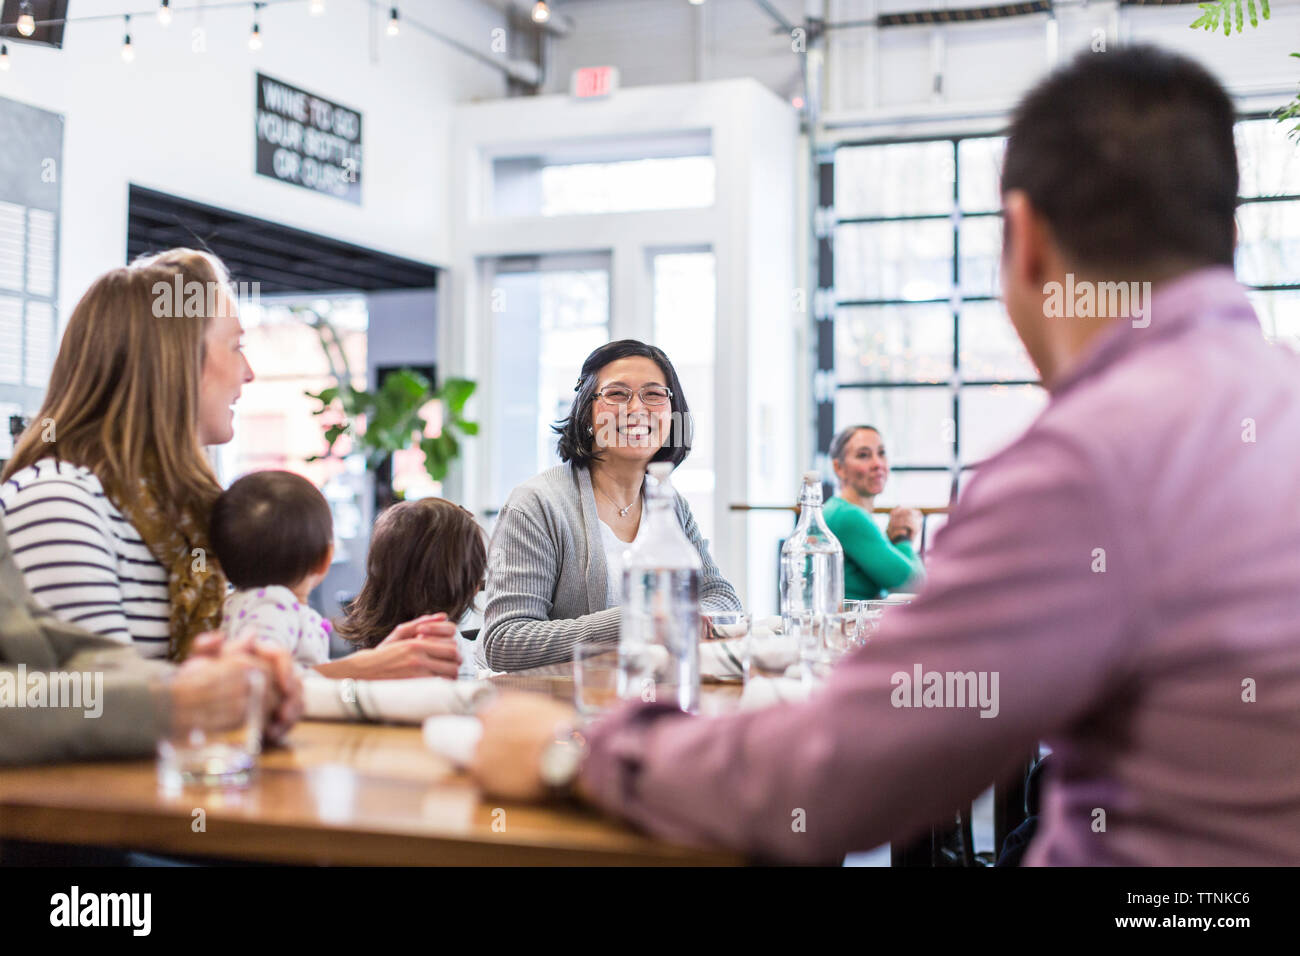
<box><xmin>0</xmin><ymin>249</ymin><xmax>458</xmax><ymax>677</ymax></box>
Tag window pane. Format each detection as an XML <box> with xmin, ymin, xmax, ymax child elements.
<box><xmin>493</xmin><ymin>156</ymin><xmax>716</xmax><ymax>217</ymax></box>
<box><xmin>1247</xmin><ymin>289</ymin><xmax>1300</xmax><ymax>352</ymax></box>
<box><xmin>835</xmin><ymin>142</ymin><xmax>954</xmax><ymax>218</ymax></box>
<box><xmin>1236</xmin><ymin>200</ymin><xmax>1300</xmax><ymax>287</ymax></box>
<box><xmin>835</xmin><ymin>304</ymin><xmax>953</xmax><ymax>384</ymax></box>
<box><xmin>959</xmin><ymin>384</ymin><xmax>1048</xmax><ymax>465</ymax></box>
<box><xmin>835</xmin><ymin>386</ymin><xmax>954</xmax><ymax>467</ymax></box>
<box><xmin>835</xmin><ymin>220</ymin><xmax>953</xmax><ymax>301</ymax></box>
<box><xmin>959</xmin><ymin>301</ymin><xmax>1036</xmax><ymax>381</ymax></box>
<box><xmin>874</xmin><ymin>470</ymin><xmax>953</xmax><ymax>509</ymax></box>
<box><xmin>958</xmin><ymin>216</ymin><xmax>1003</xmax><ymax>298</ymax></box>
<box><xmin>653</xmin><ymin>251</ymin><xmax>716</xmax><ymax>545</ymax></box>
<box><xmin>490</xmin><ymin>262</ymin><xmax>610</xmax><ymax>508</ymax></box>
<box><xmin>958</xmin><ymin>137</ymin><xmax>1006</xmax><ymax>213</ymax></box>
<box><xmin>1236</xmin><ymin>119</ymin><xmax>1300</xmax><ymax>199</ymax></box>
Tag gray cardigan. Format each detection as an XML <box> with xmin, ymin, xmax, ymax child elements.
<box><xmin>482</xmin><ymin>463</ymin><xmax>741</xmax><ymax>671</ymax></box>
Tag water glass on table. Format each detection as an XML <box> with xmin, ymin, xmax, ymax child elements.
<box><xmin>744</xmin><ymin>617</ymin><xmax>800</xmax><ymax>684</ymax></box>
<box><xmin>573</xmin><ymin>642</ymin><xmax>621</xmax><ymax>717</ymax></box>
<box><xmin>157</xmin><ymin>667</ymin><xmax>266</xmax><ymax>790</ymax></box>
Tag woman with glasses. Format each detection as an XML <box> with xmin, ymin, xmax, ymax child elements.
<box><xmin>481</xmin><ymin>339</ymin><xmax>741</xmax><ymax>671</ymax></box>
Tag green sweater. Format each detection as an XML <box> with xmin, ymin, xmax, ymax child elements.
<box><xmin>823</xmin><ymin>496</ymin><xmax>925</xmax><ymax>601</ymax></box>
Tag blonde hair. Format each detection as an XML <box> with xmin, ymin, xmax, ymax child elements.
<box><xmin>3</xmin><ymin>248</ymin><xmax>232</xmax><ymax>524</ymax></box>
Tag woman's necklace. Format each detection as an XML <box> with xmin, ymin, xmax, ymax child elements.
<box><xmin>596</xmin><ymin>483</ymin><xmax>640</xmax><ymax>519</ymax></box>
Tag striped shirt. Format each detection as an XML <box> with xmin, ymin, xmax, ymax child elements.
<box><xmin>0</xmin><ymin>458</ymin><xmax>171</xmax><ymax>658</ymax></box>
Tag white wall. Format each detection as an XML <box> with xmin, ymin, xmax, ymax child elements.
<box><xmin>0</xmin><ymin>0</ymin><xmax>507</xmax><ymax>323</ymax></box>
<box><xmin>446</xmin><ymin>78</ymin><xmax>799</xmax><ymax>611</ymax></box>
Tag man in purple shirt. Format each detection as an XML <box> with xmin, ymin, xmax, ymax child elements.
<box><xmin>469</xmin><ymin>46</ymin><xmax>1300</xmax><ymax>865</ymax></box>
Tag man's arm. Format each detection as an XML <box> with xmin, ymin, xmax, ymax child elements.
<box><xmin>579</xmin><ymin>430</ymin><xmax>1140</xmax><ymax>862</ymax></box>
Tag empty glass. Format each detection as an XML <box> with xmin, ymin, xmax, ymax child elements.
<box><xmin>158</xmin><ymin>667</ymin><xmax>266</xmax><ymax>790</ymax></box>
<box><xmin>573</xmin><ymin>642</ymin><xmax>621</xmax><ymax>717</ymax></box>
<box><xmin>743</xmin><ymin>618</ymin><xmax>800</xmax><ymax>684</ymax></box>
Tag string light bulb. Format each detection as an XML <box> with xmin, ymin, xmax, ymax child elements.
<box><xmin>531</xmin><ymin>2</ymin><xmax>550</xmax><ymax>24</ymax></box>
<box><xmin>0</xmin><ymin>44</ymin><xmax>9</xmax><ymax>72</ymax></box>
<box><xmin>249</xmin><ymin>5</ymin><xmax>263</xmax><ymax>51</ymax></box>
<box><xmin>121</xmin><ymin>17</ymin><xmax>135</xmax><ymax>63</ymax></box>
<box><xmin>386</xmin><ymin>6</ymin><xmax>399</xmax><ymax>36</ymax></box>
<box><xmin>16</xmin><ymin>2</ymin><xmax>36</xmax><ymax>37</ymax></box>
<box><xmin>158</xmin><ymin>0</ymin><xmax>172</xmax><ymax>26</ymax></box>
<box><xmin>310</xmin><ymin>0</ymin><xmax>325</xmax><ymax>14</ymax></box>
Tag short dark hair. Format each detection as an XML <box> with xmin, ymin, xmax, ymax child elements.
<box><xmin>1001</xmin><ymin>45</ymin><xmax>1238</xmax><ymax>273</ymax></box>
<box><xmin>336</xmin><ymin>498</ymin><xmax>487</xmax><ymax>648</ymax></box>
<box><xmin>829</xmin><ymin>424</ymin><xmax>880</xmax><ymax>464</ymax></box>
<box><xmin>553</xmin><ymin>339</ymin><xmax>692</xmax><ymax>468</ymax></box>
<box><xmin>210</xmin><ymin>470</ymin><xmax>334</xmax><ymax>591</ymax></box>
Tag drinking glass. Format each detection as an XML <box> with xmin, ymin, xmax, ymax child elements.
<box><xmin>573</xmin><ymin>642</ymin><xmax>621</xmax><ymax>717</ymax></box>
<box><xmin>743</xmin><ymin>618</ymin><xmax>800</xmax><ymax>684</ymax></box>
<box><xmin>158</xmin><ymin>667</ymin><xmax>266</xmax><ymax>790</ymax></box>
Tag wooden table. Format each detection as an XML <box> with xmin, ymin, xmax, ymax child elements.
<box><xmin>0</xmin><ymin>669</ymin><xmax>745</xmax><ymax>866</ymax></box>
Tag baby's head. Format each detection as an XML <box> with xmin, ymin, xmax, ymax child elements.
<box><xmin>338</xmin><ymin>497</ymin><xmax>486</xmax><ymax>649</ymax></box>
<box><xmin>210</xmin><ymin>470</ymin><xmax>334</xmax><ymax>598</ymax></box>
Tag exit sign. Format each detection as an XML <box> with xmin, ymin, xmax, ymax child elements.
<box><xmin>571</xmin><ymin>66</ymin><xmax>619</xmax><ymax>99</ymax></box>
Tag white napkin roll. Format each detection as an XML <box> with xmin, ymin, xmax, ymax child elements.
<box><xmin>422</xmin><ymin>715</ymin><xmax>483</xmax><ymax>768</ymax></box>
<box><xmin>738</xmin><ymin>675</ymin><xmax>813</xmax><ymax>711</ymax></box>
<box><xmin>303</xmin><ymin>675</ymin><xmax>497</xmax><ymax>724</ymax></box>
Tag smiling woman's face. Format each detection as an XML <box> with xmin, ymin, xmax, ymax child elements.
<box><xmin>197</xmin><ymin>292</ymin><xmax>254</xmax><ymax>446</ymax></box>
<box><xmin>589</xmin><ymin>355</ymin><xmax>674</xmax><ymax>466</ymax></box>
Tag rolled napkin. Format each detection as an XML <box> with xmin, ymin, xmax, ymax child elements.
<box><xmin>422</xmin><ymin>715</ymin><xmax>483</xmax><ymax>768</ymax></box>
<box><xmin>738</xmin><ymin>675</ymin><xmax>813</xmax><ymax>711</ymax></box>
<box><xmin>303</xmin><ymin>674</ymin><xmax>497</xmax><ymax>724</ymax></box>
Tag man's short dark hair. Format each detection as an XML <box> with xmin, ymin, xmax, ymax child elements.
<box><xmin>210</xmin><ymin>470</ymin><xmax>333</xmax><ymax>591</ymax></box>
<box><xmin>554</xmin><ymin>339</ymin><xmax>692</xmax><ymax>468</ymax></box>
<box><xmin>1001</xmin><ymin>45</ymin><xmax>1238</xmax><ymax>273</ymax></box>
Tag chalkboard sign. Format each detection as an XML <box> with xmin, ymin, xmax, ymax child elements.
<box><xmin>255</xmin><ymin>73</ymin><xmax>362</xmax><ymax>205</ymax></box>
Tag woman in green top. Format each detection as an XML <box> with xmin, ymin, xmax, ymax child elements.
<box><xmin>823</xmin><ymin>424</ymin><xmax>925</xmax><ymax>600</ymax></box>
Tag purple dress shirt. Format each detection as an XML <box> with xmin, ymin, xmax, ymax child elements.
<box><xmin>580</xmin><ymin>267</ymin><xmax>1300</xmax><ymax>865</ymax></box>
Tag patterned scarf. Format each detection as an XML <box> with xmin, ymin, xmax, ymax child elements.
<box><xmin>117</xmin><ymin>476</ymin><xmax>228</xmax><ymax>661</ymax></box>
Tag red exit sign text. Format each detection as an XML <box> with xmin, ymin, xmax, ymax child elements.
<box><xmin>571</xmin><ymin>66</ymin><xmax>619</xmax><ymax>99</ymax></box>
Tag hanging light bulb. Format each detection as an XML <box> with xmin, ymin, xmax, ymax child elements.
<box><xmin>531</xmin><ymin>1</ymin><xmax>550</xmax><ymax>24</ymax></box>
<box><xmin>158</xmin><ymin>0</ymin><xmax>172</xmax><ymax>27</ymax></box>
<box><xmin>0</xmin><ymin>44</ymin><xmax>10</xmax><ymax>72</ymax></box>
<box><xmin>310</xmin><ymin>0</ymin><xmax>325</xmax><ymax>14</ymax></box>
<box><xmin>386</xmin><ymin>6</ymin><xmax>399</xmax><ymax>36</ymax></box>
<box><xmin>121</xmin><ymin>17</ymin><xmax>135</xmax><ymax>63</ymax></box>
<box><xmin>16</xmin><ymin>2</ymin><xmax>37</xmax><ymax>37</ymax></box>
<box><xmin>249</xmin><ymin>4</ymin><xmax>263</xmax><ymax>51</ymax></box>
<box><xmin>688</xmin><ymin>0</ymin><xmax>706</xmax><ymax>5</ymax></box>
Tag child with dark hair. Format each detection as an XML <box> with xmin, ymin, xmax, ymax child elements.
<box><xmin>210</xmin><ymin>470</ymin><xmax>336</xmax><ymax>668</ymax></box>
<box><xmin>337</xmin><ymin>497</ymin><xmax>488</xmax><ymax>671</ymax></box>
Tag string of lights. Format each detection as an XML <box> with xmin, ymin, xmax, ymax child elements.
<box><xmin>0</xmin><ymin>0</ymin><xmax>416</xmax><ymax>70</ymax></box>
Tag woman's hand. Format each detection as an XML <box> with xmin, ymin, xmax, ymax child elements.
<box><xmin>316</xmin><ymin>613</ymin><xmax>462</xmax><ymax>681</ymax></box>
<box><xmin>377</xmin><ymin>613</ymin><xmax>457</xmax><ymax>646</ymax></box>
<box><xmin>886</xmin><ymin>506</ymin><xmax>922</xmax><ymax>544</ymax></box>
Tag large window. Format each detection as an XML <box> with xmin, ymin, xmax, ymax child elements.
<box><xmin>487</xmin><ymin>254</ymin><xmax>611</xmax><ymax>510</ymax></box>
<box><xmin>830</xmin><ymin>135</ymin><xmax>1043</xmax><ymax>510</ymax></box>
<box><xmin>828</xmin><ymin>118</ymin><xmax>1300</xmax><ymax>509</ymax></box>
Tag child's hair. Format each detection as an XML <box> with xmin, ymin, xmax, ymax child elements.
<box><xmin>337</xmin><ymin>498</ymin><xmax>487</xmax><ymax>649</ymax></box>
<box><xmin>209</xmin><ymin>470</ymin><xmax>333</xmax><ymax>591</ymax></box>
